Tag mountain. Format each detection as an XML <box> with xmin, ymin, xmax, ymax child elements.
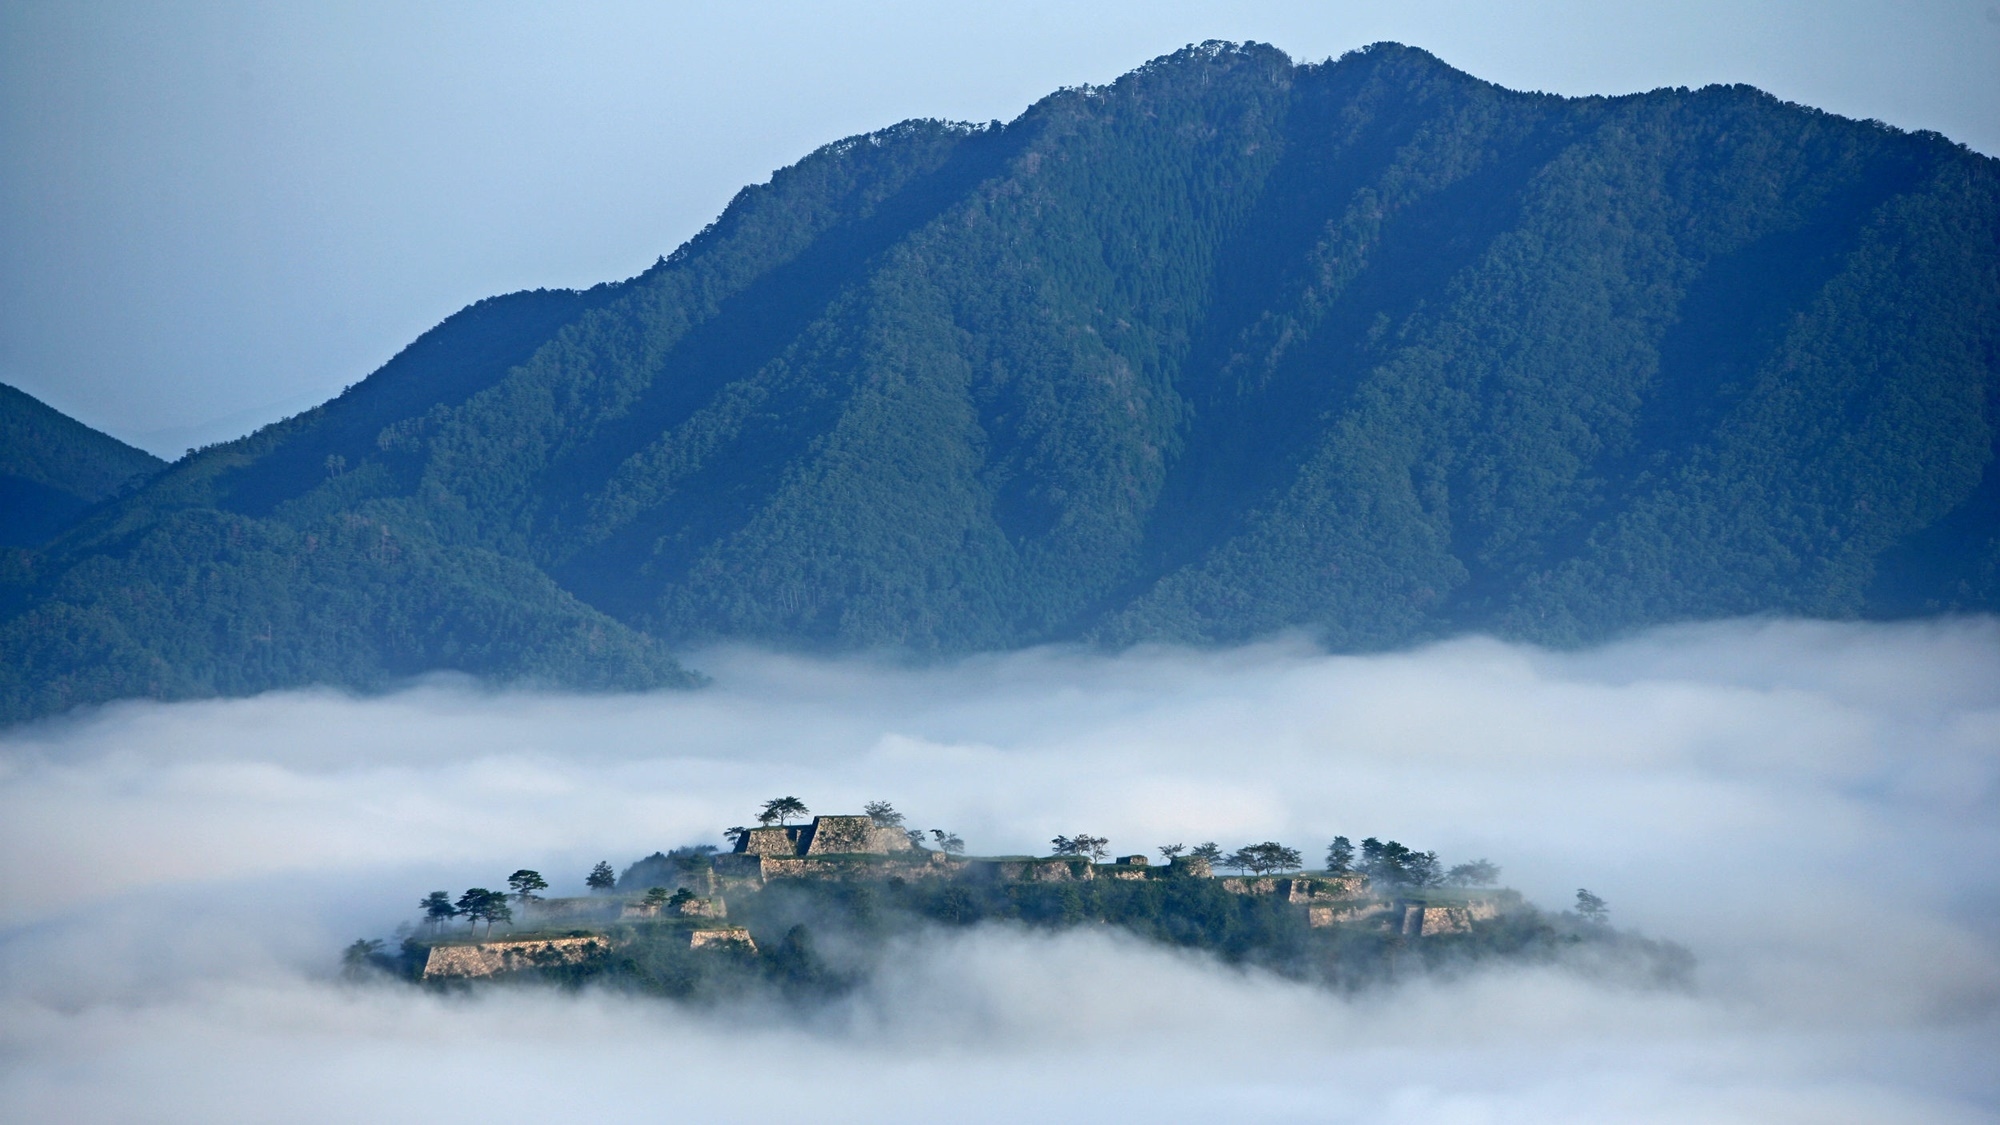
<box><xmin>3</xmin><ymin>41</ymin><xmax>1996</xmax><ymax>723</ymax></box>
<box><xmin>0</xmin><ymin>384</ymin><xmax>163</xmax><ymax>549</ymax></box>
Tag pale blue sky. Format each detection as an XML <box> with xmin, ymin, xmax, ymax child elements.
<box><xmin>4</xmin><ymin>1</ymin><xmax>1996</xmax><ymax>454</ymax></box>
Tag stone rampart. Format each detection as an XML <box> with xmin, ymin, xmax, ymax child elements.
<box><xmin>802</xmin><ymin>815</ymin><xmax>911</xmax><ymax>855</ymax></box>
<box><xmin>1222</xmin><ymin>874</ymin><xmax>1365</xmax><ymax>900</ymax></box>
<box><xmin>673</xmin><ymin>895</ymin><xmax>727</xmax><ymax>919</ymax></box>
<box><xmin>760</xmin><ymin>852</ymin><xmax>960</xmax><ymax>881</ymax></box>
<box><xmin>422</xmin><ymin>936</ymin><xmax>607</xmax><ymax>979</ymax></box>
<box><xmin>688</xmin><ymin>927</ymin><xmax>757</xmax><ymax>952</ymax></box>
<box><xmin>1397</xmin><ymin>901</ymin><xmax>1496</xmax><ymax>936</ymax></box>
<box><xmin>739</xmin><ymin>826</ymin><xmax>806</xmax><ymax>856</ymax></box>
<box><xmin>1307</xmin><ymin>901</ymin><xmax>1391</xmax><ymax>927</ymax></box>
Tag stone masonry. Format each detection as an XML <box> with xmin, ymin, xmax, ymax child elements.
<box><xmin>736</xmin><ymin>815</ymin><xmax>913</xmax><ymax>858</ymax></box>
<box><xmin>422</xmin><ymin>936</ymin><xmax>606</xmax><ymax>979</ymax></box>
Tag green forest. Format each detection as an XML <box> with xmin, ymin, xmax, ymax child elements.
<box><xmin>4</xmin><ymin>41</ymin><xmax>1996</xmax><ymax>722</ymax></box>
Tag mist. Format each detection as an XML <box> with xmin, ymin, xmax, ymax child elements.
<box><xmin>2</xmin><ymin>618</ymin><xmax>1997</xmax><ymax>1121</ymax></box>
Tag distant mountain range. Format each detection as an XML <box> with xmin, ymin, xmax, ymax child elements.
<box><xmin>4</xmin><ymin>41</ymin><xmax>1995</xmax><ymax>723</ymax></box>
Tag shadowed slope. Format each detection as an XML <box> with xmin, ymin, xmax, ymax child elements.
<box><xmin>1</xmin><ymin>41</ymin><xmax>1995</xmax><ymax>721</ymax></box>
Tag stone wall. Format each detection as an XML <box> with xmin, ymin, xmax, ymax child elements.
<box><xmin>673</xmin><ymin>896</ymin><xmax>726</xmax><ymax>919</ymax></box>
<box><xmin>1397</xmin><ymin>901</ymin><xmax>1497</xmax><ymax>936</ymax></box>
<box><xmin>1221</xmin><ymin>874</ymin><xmax>1364</xmax><ymax>900</ymax></box>
<box><xmin>803</xmin><ymin>815</ymin><xmax>878</xmax><ymax>854</ymax></box>
<box><xmin>1308</xmin><ymin>901</ymin><xmax>1391</xmax><ymax>927</ymax></box>
<box><xmin>738</xmin><ymin>826</ymin><xmax>805</xmax><ymax>856</ymax></box>
<box><xmin>688</xmin><ymin>927</ymin><xmax>756</xmax><ymax>952</ymax></box>
<box><xmin>737</xmin><ymin>816</ymin><xmax>913</xmax><ymax>858</ymax></box>
<box><xmin>760</xmin><ymin>852</ymin><xmax>959</xmax><ymax>881</ymax></box>
<box><xmin>422</xmin><ymin>936</ymin><xmax>606</xmax><ymax>979</ymax></box>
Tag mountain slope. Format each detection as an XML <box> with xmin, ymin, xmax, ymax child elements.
<box><xmin>0</xmin><ymin>384</ymin><xmax>163</xmax><ymax>548</ymax></box>
<box><xmin>3</xmin><ymin>41</ymin><xmax>1996</xmax><ymax>721</ymax></box>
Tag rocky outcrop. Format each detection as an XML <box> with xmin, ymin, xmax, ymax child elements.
<box><xmin>421</xmin><ymin>936</ymin><xmax>607</xmax><ymax>979</ymax></box>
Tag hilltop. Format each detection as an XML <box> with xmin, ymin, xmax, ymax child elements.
<box><xmin>347</xmin><ymin>804</ymin><xmax>1690</xmax><ymax>998</ymax></box>
<box><xmin>6</xmin><ymin>41</ymin><xmax>1997</xmax><ymax>721</ymax></box>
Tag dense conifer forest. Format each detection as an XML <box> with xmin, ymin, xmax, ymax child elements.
<box><xmin>0</xmin><ymin>384</ymin><xmax>162</xmax><ymax>550</ymax></box>
<box><xmin>4</xmin><ymin>41</ymin><xmax>1996</xmax><ymax>721</ymax></box>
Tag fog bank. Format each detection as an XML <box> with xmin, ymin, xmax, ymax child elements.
<box><xmin>2</xmin><ymin>618</ymin><xmax>1997</xmax><ymax>1121</ymax></box>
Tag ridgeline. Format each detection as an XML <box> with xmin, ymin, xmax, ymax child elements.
<box><xmin>6</xmin><ymin>41</ymin><xmax>1997</xmax><ymax>721</ymax></box>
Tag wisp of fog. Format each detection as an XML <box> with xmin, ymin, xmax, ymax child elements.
<box><xmin>1</xmin><ymin>618</ymin><xmax>1996</xmax><ymax>1122</ymax></box>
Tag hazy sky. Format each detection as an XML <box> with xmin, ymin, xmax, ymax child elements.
<box><xmin>3</xmin><ymin>1</ymin><xmax>1997</xmax><ymax>454</ymax></box>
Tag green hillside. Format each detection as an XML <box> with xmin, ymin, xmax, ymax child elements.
<box><xmin>3</xmin><ymin>41</ymin><xmax>1996</xmax><ymax>721</ymax></box>
<box><xmin>0</xmin><ymin>383</ymin><xmax>163</xmax><ymax>549</ymax></box>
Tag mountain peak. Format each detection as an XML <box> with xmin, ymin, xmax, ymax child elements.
<box><xmin>2</xmin><ymin>45</ymin><xmax>1994</xmax><ymax>722</ymax></box>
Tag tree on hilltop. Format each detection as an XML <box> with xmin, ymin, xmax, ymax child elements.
<box><xmin>864</xmin><ymin>801</ymin><xmax>904</xmax><ymax>828</ymax></box>
<box><xmin>342</xmin><ymin>938</ymin><xmax>385</xmax><ymax>979</ymax></box>
<box><xmin>1445</xmin><ymin>860</ymin><xmax>1500</xmax><ymax>887</ymax></box>
<box><xmin>1325</xmin><ymin>836</ymin><xmax>1354</xmax><ymax>873</ymax></box>
<box><xmin>506</xmin><ymin>869</ymin><xmax>548</xmax><ymax>903</ymax></box>
<box><xmin>930</xmin><ymin>829</ymin><xmax>966</xmax><ymax>854</ymax></box>
<box><xmin>643</xmin><ymin>887</ymin><xmax>671</xmax><ymax>912</ymax></box>
<box><xmin>1190</xmin><ymin>842</ymin><xmax>1223</xmax><ymax>866</ymax></box>
<box><xmin>1052</xmin><ymin>834</ymin><xmax>1109</xmax><ymax>861</ymax></box>
<box><xmin>1159</xmin><ymin>843</ymin><xmax>1186</xmax><ymax>861</ymax></box>
<box><xmin>1359</xmin><ymin>838</ymin><xmax>1443</xmax><ymax>887</ymax></box>
<box><xmin>455</xmin><ymin>888</ymin><xmax>508</xmax><ymax>936</ymax></box>
<box><xmin>420</xmin><ymin>891</ymin><xmax>457</xmax><ymax>931</ymax></box>
<box><xmin>759</xmin><ymin>796</ymin><xmax>810</xmax><ymax>826</ymax></box>
<box><xmin>723</xmin><ymin>826</ymin><xmax>749</xmax><ymax>848</ymax></box>
<box><xmin>1231</xmin><ymin>842</ymin><xmax>1303</xmax><ymax>874</ymax></box>
<box><xmin>1575</xmin><ymin>889</ymin><xmax>1609</xmax><ymax>924</ymax></box>
<box><xmin>586</xmin><ymin>861</ymin><xmax>616</xmax><ymax>893</ymax></box>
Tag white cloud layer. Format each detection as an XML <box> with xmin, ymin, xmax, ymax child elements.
<box><xmin>2</xmin><ymin>618</ymin><xmax>1997</xmax><ymax>1121</ymax></box>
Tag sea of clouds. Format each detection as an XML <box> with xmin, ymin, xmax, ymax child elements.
<box><xmin>1</xmin><ymin>617</ymin><xmax>1996</xmax><ymax>1122</ymax></box>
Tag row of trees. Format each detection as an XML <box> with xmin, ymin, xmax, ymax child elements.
<box><xmin>420</xmin><ymin>887</ymin><xmax>514</xmax><ymax>936</ymax></box>
<box><xmin>1021</xmin><ymin>834</ymin><xmax>1506</xmax><ymax>883</ymax></box>
<box><xmin>1322</xmin><ymin>836</ymin><xmax>1500</xmax><ymax>889</ymax></box>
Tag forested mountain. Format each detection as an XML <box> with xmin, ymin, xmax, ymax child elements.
<box><xmin>0</xmin><ymin>384</ymin><xmax>162</xmax><ymax>549</ymax></box>
<box><xmin>3</xmin><ymin>41</ymin><xmax>1996</xmax><ymax>722</ymax></box>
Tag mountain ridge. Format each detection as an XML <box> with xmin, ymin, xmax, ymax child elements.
<box><xmin>0</xmin><ymin>383</ymin><xmax>163</xmax><ymax>550</ymax></box>
<box><xmin>3</xmin><ymin>40</ymin><xmax>1995</xmax><ymax>722</ymax></box>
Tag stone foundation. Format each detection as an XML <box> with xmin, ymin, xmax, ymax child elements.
<box><xmin>688</xmin><ymin>927</ymin><xmax>757</xmax><ymax>952</ymax></box>
<box><xmin>673</xmin><ymin>896</ymin><xmax>726</xmax><ymax>919</ymax></box>
<box><xmin>422</xmin><ymin>936</ymin><xmax>607</xmax><ymax>979</ymax></box>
